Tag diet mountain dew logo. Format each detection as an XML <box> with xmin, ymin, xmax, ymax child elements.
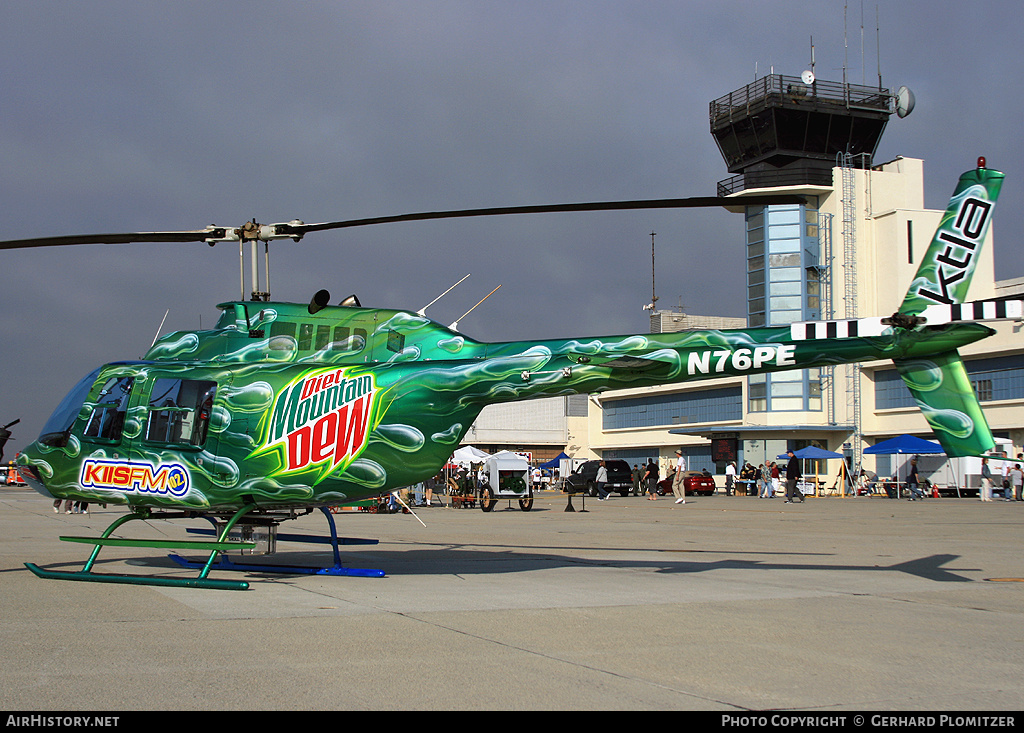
<box><xmin>259</xmin><ymin>368</ymin><xmax>379</xmax><ymax>483</ymax></box>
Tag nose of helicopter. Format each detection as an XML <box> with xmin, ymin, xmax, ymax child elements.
<box><xmin>16</xmin><ymin>443</ymin><xmax>53</xmax><ymax>498</ymax></box>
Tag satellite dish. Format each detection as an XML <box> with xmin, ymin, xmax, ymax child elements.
<box><xmin>896</xmin><ymin>85</ymin><xmax>916</xmax><ymax>118</ymax></box>
<box><xmin>801</xmin><ymin>70</ymin><xmax>815</xmax><ymax>85</ymax></box>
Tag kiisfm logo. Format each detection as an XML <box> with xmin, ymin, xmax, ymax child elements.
<box><xmin>263</xmin><ymin>368</ymin><xmax>378</xmax><ymax>482</ymax></box>
<box><xmin>80</xmin><ymin>459</ymin><xmax>190</xmax><ymax>497</ymax></box>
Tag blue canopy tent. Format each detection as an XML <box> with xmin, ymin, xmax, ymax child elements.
<box><xmin>864</xmin><ymin>435</ymin><xmax>944</xmax><ymax>498</ymax></box>
<box><xmin>863</xmin><ymin>435</ymin><xmax>945</xmax><ymax>456</ymax></box>
<box><xmin>540</xmin><ymin>452</ymin><xmax>570</xmax><ymax>469</ymax></box>
<box><xmin>777</xmin><ymin>446</ymin><xmax>845</xmax><ymax>460</ymax></box>
<box><xmin>778</xmin><ymin>446</ymin><xmax>847</xmax><ymax>496</ymax></box>
<box><xmin>539</xmin><ymin>451</ymin><xmax>572</xmax><ymax>490</ymax></box>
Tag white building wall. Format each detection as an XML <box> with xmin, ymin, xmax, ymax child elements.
<box><xmin>465</xmin><ymin>396</ymin><xmax>569</xmax><ymax>445</ymax></box>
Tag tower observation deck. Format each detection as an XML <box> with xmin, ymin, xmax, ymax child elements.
<box><xmin>710</xmin><ymin>74</ymin><xmax>896</xmax><ymax>196</ymax></box>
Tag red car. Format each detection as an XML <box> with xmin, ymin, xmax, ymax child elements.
<box><xmin>657</xmin><ymin>470</ymin><xmax>716</xmax><ymax>497</ymax></box>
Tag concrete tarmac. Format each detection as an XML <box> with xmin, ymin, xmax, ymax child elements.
<box><xmin>1</xmin><ymin>487</ymin><xmax>1022</xmax><ymax>711</ymax></box>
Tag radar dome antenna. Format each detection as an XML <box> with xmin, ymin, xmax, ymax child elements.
<box><xmin>895</xmin><ymin>85</ymin><xmax>915</xmax><ymax>118</ymax></box>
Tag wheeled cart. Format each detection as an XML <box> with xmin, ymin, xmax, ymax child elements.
<box><xmin>478</xmin><ymin>451</ymin><xmax>533</xmax><ymax>512</ymax></box>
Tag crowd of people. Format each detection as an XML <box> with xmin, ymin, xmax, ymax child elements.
<box><xmin>980</xmin><ymin>456</ymin><xmax>1024</xmax><ymax>502</ymax></box>
<box><xmin>46</xmin><ymin>450</ymin><xmax>1024</xmax><ymax>515</ymax></box>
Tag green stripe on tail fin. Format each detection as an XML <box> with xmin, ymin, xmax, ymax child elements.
<box><xmin>894</xmin><ymin>351</ymin><xmax>994</xmax><ymax>457</ymax></box>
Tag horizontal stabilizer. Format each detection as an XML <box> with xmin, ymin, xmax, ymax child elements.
<box><xmin>790</xmin><ymin>299</ymin><xmax>1022</xmax><ymax>341</ymax></box>
<box><xmin>920</xmin><ymin>299</ymin><xmax>1023</xmax><ymax>325</ymax></box>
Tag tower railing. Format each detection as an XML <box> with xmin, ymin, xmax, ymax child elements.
<box><xmin>710</xmin><ymin>74</ymin><xmax>892</xmax><ymax>126</ymax></box>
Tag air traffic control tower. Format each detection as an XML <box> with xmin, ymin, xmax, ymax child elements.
<box><xmin>707</xmin><ymin>73</ymin><xmax>912</xmax><ymax>459</ymax></box>
<box><xmin>709</xmin><ymin>73</ymin><xmax>909</xmax><ymax>329</ymax></box>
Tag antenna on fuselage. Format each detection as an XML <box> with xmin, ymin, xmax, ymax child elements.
<box><xmin>419</xmin><ymin>273</ymin><xmax>471</xmax><ymax>316</ymax></box>
<box><xmin>150</xmin><ymin>309</ymin><xmax>170</xmax><ymax>347</ymax></box>
<box><xmin>449</xmin><ymin>285</ymin><xmax>501</xmax><ymax>332</ymax></box>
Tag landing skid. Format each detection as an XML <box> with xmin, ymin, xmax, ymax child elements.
<box><xmin>26</xmin><ymin>505</ymin><xmax>384</xmax><ymax>590</ymax></box>
<box><xmin>25</xmin><ymin>505</ymin><xmax>260</xmax><ymax>590</ymax></box>
<box><xmin>168</xmin><ymin>553</ymin><xmax>384</xmax><ymax>577</ymax></box>
<box><xmin>24</xmin><ymin>561</ymin><xmax>250</xmax><ymax>591</ymax></box>
<box><xmin>173</xmin><ymin>507</ymin><xmax>385</xmax><ymax>578</ymax></box>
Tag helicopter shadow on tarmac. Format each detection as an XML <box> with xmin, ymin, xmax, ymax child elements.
<box><xmin>96</xmin><ymin>544</ymin><xmax>977</xmax><ymax>586</ymax></box>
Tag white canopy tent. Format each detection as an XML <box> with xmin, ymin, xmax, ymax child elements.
<box><xmin>450</xmin><ymin>445</ymin><xmax>490</xmax><ymax>466</ymax></box>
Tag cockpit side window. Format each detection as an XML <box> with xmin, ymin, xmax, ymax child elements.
<box><xmin>82</xmin><ymin>376</ymin><xmax>135</xmax><ymax>443</ymax></box>
<box><xmin>38</xmin><ymin>367</ymin><xmax>103</xmax><ymax>448</ymax></box>
<box><xmin>144</xmin><ymin>378</ymin><xmax>217</xmax><ymax>447</ymax></box>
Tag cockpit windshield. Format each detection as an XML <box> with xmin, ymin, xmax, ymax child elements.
<box><xmin>38</xmin><ymin>367</ymin><xmax>103</xmax><ymax>448</ymax></box>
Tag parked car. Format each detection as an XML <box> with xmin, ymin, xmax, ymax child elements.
<box><xmin>564</xmin><ymin>459</ymin><xmax>634</xmax><ymax>497</ymax></box>
<box><xmin>657</xmin><ymin>470</ymin><xmax>716</xmax><ymax>497</ymax></box>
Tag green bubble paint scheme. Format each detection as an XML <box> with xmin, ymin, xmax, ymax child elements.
<box><xmin>9</xmin><ymin>161</ymin><xmax>1017</xmax><ymax>588</ymax></box>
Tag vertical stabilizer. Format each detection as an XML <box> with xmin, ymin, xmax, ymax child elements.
<box><xmin>899</xmin><ymin>160</ymin><xmax>1004</xmax><ymax>316</ymax></box>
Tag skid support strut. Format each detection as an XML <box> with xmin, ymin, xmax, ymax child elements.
<box><xmin>26</xmin><ymin>505</ymin><xmax>258</xmax><ymax>590</ymax></box>
<box><xmin>170</xmin><ymin>506</ymin><xmax>386</xmax><ymax>578</ymax></box>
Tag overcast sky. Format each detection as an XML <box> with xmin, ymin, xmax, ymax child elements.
<box><xmin>2</xmin><ymin>0</ymin><xmax>1022</xmax><ymax>457</ymax></box>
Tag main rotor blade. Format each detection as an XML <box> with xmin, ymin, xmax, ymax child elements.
<box><xmin>0</xmin><ymin>228</ymin><xmax>228</xmax><ymax>250</ymax></box>
<box><xmin>0</xmin><ymin>194</ymin><xmax>804</xmax><ymax>250</ymax></box>
<box><xmin>280</xmin><ymin>194</ymin><xmax>804</xmax><ymax>236</ymax></box>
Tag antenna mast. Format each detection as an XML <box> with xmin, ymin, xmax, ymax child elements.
<box><xmin>861</xmin><ymin>0</ymin><xmax>866</xmax><ymax>86</ymax></box>
<box><xmin>843</xmin><ymin>3</ymin><xmax>850</xmax><ymax>98</ymax></box>
<box><xmin>876</xmin><ymin>5</ymin><xmax>882</xmax><ymax>90</ymax></box>
<box><xmin>650</xmin><ymin>231</ymin><xmax>658</xmax><ymax>311</ymax></box>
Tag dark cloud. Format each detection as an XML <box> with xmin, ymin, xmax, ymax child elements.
<box><xmin>2</xmin><ymin>0</ymin><xmax>1022</xmax><ymax>456</ymax></box>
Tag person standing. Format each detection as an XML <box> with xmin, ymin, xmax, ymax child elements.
<box><xmin>632</xmin><ymin>464</ymin><xmax>642</xmax><ymax>496</ymax></box>
<box><xmin>980</xmin><ymin>457</ymin><xmax>994</xmax><ymax>502</ymax></box>
<box><xmin>784</xmin><ymin>450</ymin><xmax>803</xmax><ymax>504</ymax></box>
<box><xmin>596</xmin><ymin>460</ymin><xmax>611</xmax><ymax>500</ymax></box>
<box><xmin>770</xmin><ymin>461</ymin><xmax>781</xmax><ymax>498</ymax></box>
<box><xmin>671</xmin><ymin>449</ymin><xmax>687</xmax><ymax>504</ymax></box>
<box><xmin>644</xmin><ymin>458</ymin><xmax>660</xmax><ymax>500</ymax></box>
<box><xmin>757</xmin><ymin>463</ymin><xmax>769</xmax><ymax>498</ymax></box>
<box><xmin>1003</xmin><ymin>464</ymin><xmax>1019</xmax><ymax>503</ymax></box>
<box><xmin>907</xmin><ymin>458</ymin><xmax>924</xmax><ymax>501</ymax></box>
<box><xmin>724</xmin><ymin>461</ymin><xmax>736</xmax><ymax>496</ymax></box>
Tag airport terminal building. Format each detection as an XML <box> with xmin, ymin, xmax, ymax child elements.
<box><xmin>470</xmin><ymin>153</ymin><xmax>1023</xmax><ymax>479</ymax></box>
<box><xmin>579</xmin><ymin>154</ymin><xmax>1023</xmax><ymax>479</ymax></box>
<box><xmin>466</xmin><ymin>75</ymin><xmax>1024</xmax><ymax>482</ymax></box>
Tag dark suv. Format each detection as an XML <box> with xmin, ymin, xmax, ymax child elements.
<box><xmin>564</xmin><ymin>459</ymin><xmax>634</xmax><ymax>497</ymax></box>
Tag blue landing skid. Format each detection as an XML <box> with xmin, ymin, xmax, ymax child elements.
<box><xmin>178</xmin><ymin>506</ymin><xmax>386</xmax><ymax>579</ymax></box>
<box><xmin>168</xmin><ymin>553</ymin><xmax>384</xmax><ymax>577</ymax></box>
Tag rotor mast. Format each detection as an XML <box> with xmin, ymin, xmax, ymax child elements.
<box><xmin>224</xmin><ymin>219</ymin><xmax>308</xmax><ymax>302</ymax></box>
